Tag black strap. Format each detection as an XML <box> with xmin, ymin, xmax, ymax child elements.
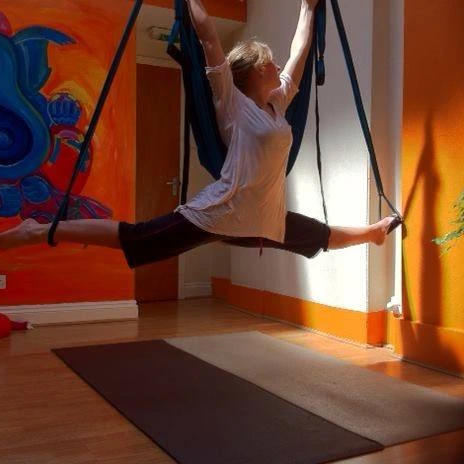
<box><xmin>315</xmin><ymin>0</ymin><xmax>326</xmax><ymax>86</ymax></box>
<box><xmin>315</xmin><ymin>80</ymin><xmax>328</xmax><ymax>224</ymax></box>
<box><xmin>330</xmin><ymin>0</ymin><xmax>401</xmax><ymax>220</ymax></box>
<box><xmin>167</xmin><ymin>0</ymin><xmax>191</xmax><ymax>205</ymax></box>
<box><xmin>180</xmin><ymin>94</ymin><xmax>191</xmax><ymax>205</ymax></box>
<box><xmin>314</xmin><ymin>1</ymin><xmax>328</xmax><ymax>224</ymax></box>
<box><xmin>48</xmin><ymin>0</ymin><xmax>144</xmax><ymax>246</ymax></box>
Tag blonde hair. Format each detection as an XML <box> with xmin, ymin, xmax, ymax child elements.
<box><xmin>226</xmin><ymin>39</ymin><xmax>273</xmax><ymax>92</ymax></box>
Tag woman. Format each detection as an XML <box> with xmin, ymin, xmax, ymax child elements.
<box><xmin>0</xmin><ymin>0</ymin><xmax>399</xmax><ymax>266</ymax></box>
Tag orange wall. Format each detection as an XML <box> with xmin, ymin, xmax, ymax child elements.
<box><xmin>144</xmin><ymin>0</ymin><xmax>247</xmax><ymax>22</ymax></box>
<box><xmin>0</xmin><ymin>0</ymin><xmax>135</xmax><ymax>305</ymax></box>
<box><xmin>212</xmin><ymin>278</ymin><xmax>387</xmax><ymax>347</ymax></box>
<box><xmin>400</xmin><ymin>0</ymin><xmax>464</xmax><ymax>373</ymax></box>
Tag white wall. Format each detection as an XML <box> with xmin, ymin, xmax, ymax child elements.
<box><xmin>224</xmin><ymin>0</ymin><xmax>378</xmax><ymax>311</ymax></box>
<box><xmin>179</xmin><ymin>145</ymin><xmax>216</xmax><ymax>297</ymax></box>
<box><xmin>369</xmin><ymin>0</ymin><xmax>404</xmax><ymax>312</ymax></box>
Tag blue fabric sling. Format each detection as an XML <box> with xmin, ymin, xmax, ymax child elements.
<box><xmin>47</xmin><ymin>0</ymin><xmax>401</xmax><ymax>247</ymax></box>
<box><xmin>167</xmin><ymin>0</ymin><xmax>325</xmax><ymax>199</ymax></box>
<box><xmin>167</xmin><ymin>0</ymin><xmax>401</xmax><ymax>221</ymax></box>
<box><xmin>167</xmin><ymin>0</ymin><xmax>227</xmax><ymax>201</ymax></box>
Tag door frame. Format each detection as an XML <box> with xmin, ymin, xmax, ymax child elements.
<box><xmin>136</xmin><ymin>54</ymin><xmax>187</xmax><ymax>300</ymax></box>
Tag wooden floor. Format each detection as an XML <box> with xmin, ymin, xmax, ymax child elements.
<box><xmin>1</xmin><ymin>298</ymin><xmax>463</xmax><ymax>464</ymax></box>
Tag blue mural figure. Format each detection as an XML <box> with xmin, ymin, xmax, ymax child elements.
<box><xmin>0</xmin><ymin>11</ymin><xmax>112</xmax><ymax>223</ymax></box>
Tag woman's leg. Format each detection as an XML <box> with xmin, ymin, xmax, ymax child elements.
<box><xmin>328</xmin><ymin>216</ymin><xmax>396</xmax><ymax>250</ymax></box>
<box><xmin>0</xmin><ymin>218</ymin><xmax>121</xmax><ymax>250</ymax></box>
<box><xmin>223</xmin><ymin>214</ymin><xmax>399</xmax><ymax>258</ymax></box>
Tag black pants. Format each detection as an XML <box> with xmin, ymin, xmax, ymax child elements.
<box><xmin>119</xmin><ymin>211</ymin><xmax>330</xmax><ymax>269</ymax></box>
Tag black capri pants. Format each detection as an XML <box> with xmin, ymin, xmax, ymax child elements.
<box><xmin>119</xmin><ymin>211</ymin><xmax>330</xmax><ymax>269</ymax></box>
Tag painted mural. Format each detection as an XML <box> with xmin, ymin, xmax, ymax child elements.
<box><xmin>0</xmin><ymin>11</ymin><xmax>111</xmax><ymax>223</ymax></box>
<box><xmin>0</xmin><ymin>0</ymin><xmax>135</xmax><ymax>306</ymax></box>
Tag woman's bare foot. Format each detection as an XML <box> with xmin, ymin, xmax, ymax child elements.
<box><xmin>370</xmin><ymin>215</ymin><xmax>400</xmax><ymax>246</ymax></box>
<box><xmin>0</xmin><ymin>219</ymin><xmax>45</xmax><ymax>250</ymax></box>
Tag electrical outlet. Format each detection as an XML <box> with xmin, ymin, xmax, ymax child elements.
<box><xmin>0</xmin><ymin>275</ymin><xmax>6</xmax><ymax>290</ymax></box>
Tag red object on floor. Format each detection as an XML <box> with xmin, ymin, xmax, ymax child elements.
<box><xmin>0</xmin><ymin>314</ymin><xmax>12</xmax><ymax>338</ymax></box>
<box><xmin>11</xmin><ymin>320</ymin><xmax>28</xmax><ymax>331</ymax></box>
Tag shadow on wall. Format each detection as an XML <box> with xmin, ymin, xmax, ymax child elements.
<box><xmin>400</xmin><ymin>114</ymin><xmax>461</xmax><ymax>374</ymax></box>
<box><xmin>402</xmin><ymin>113</ymin><xmax>441</xmax><ymax>325</ymax></box>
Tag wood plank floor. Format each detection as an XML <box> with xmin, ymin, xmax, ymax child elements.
<box><xmin>0</xmin><ymin>298</ymin><xmax>463</xmax><ymax>464</ymax></box>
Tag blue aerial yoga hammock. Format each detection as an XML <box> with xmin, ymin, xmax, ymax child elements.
<box><xmin>167</xmin><ymin>0</ymin><xmax>401</xmax><ymax>222</ymax></box>
<box><xmin>47</xmin><ymin>0</ymin><xmax>401</xmax><ymax>246</ymax></box>
<box><xmin>166</xmin><ymin>0</ymin><xmax>319</xmax><ymax>187</ymax></box>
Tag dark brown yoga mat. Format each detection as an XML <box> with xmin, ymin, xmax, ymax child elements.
<box><xmin>53</xmin><ymin>340</ymin><xmax>383</xmax><ymax>464</ymax></box>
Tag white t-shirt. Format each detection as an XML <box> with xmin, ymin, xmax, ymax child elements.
<box><xmin>176</xmin><ymin>60</ymin><xmax>298</xmax><ymax>243</ymax></box>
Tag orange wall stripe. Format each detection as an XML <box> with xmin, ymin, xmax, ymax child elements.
<box><xmin>228</xmin><ymin>283</ymin><xmax>263</xmax><ymax>315</ymax></box>
<box><xmin>211</xmin><ymin>277</ymin><xmax>230</xmax><ymax>300</ymax></box>
<box><xmin>367</xmin><ymin>310</ymin><xmax>387</xmax><ymax>346</ymax></box>
<box><xmin>212</xmin><ymin>277</ymin><xmax>464</xmax><ymax>375</ymax></box>
<box><xmin>143</xmin><ymin>0</ymin><xmax>247</xmax><ymax>22</ymax></box>
<box><xmin>391</xmin><ymin>318</ymin><xmax>464</xmax><ymax>376</ymax></box>
<box><xmin>212</xmin><ymin>278</ymin><xmax>386</xmax><ymax>346</ymax></box>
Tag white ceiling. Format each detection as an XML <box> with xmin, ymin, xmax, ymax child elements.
<box><xmin>136</xmin><ymin>3</ymin><xmax>244</xmax><ymax>62</ymax></box>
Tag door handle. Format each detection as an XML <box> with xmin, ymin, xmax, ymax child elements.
<box><xmin>166</xmin><ymin>176</ymin><xmax>180</xmax><ymax>196</ymax></box>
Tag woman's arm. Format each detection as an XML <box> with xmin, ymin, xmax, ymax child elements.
<box><xmin>185</xmin><ymin>0</ymin><xmax>226</xmax><ymax>67</ymax></box>
<box><xmin>281</xmin><ymin>0</ymin><xmax>319</xmax><ymax>87</ymax></box>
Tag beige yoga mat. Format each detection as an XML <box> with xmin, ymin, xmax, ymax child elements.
<box><xmin>167</xmin><ymin>331</ymin><xmax>464</xmax><ymax>447</ymax></box>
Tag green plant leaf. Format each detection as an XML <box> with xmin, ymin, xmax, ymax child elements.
<box><xmin>433</xmin><ymin>189</ymin><xmax>464</xmax><ymax>252</ymax></box>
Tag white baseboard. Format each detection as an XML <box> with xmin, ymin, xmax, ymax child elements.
<box><xmin>0</xmin><ymin>300</ymin><xmax>138</xmax><ymax>326</ymax></box>
<box><xmin>183</xmin><ymin>282</ymin><xmax>212</xmax><ymax>299</ymax></box>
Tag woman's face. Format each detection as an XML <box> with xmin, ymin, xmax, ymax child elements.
<box><xmin>262</xmin><ymin>60</ymin><xmax>281</xmax><ymax>90</ymax></box>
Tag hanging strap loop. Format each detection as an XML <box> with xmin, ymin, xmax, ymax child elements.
<box><xmin>330</xmin><ymin>0</ymin><xmax>401</xmax><ymax>220</ymax></box>
<box><xmin>48</xmin><ymin>0</ymin><xmax>144</xmax><ymax>246</ymax></box>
